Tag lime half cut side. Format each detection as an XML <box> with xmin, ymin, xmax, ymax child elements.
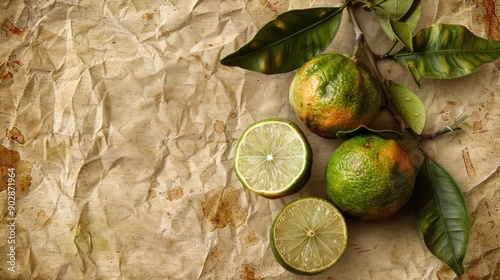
<box><xmin>270</xmin><ymin>197</ymin><xmax>348</xmax><ymax>275</ymax></box>
<box><xmin>234</xmin><ymin>118</ymin><xmax>312</xmax><ymax>198</ymax></box>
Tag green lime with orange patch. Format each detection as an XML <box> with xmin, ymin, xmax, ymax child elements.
<box><xmin>325</xmin><ymin>134</ymin><xmax>416</xmax><ymax>222</ymax></box>
<box><xmin>289</xmin><ymin>53</ymin><xmax>383</xmax><ymax>138</ymax></box>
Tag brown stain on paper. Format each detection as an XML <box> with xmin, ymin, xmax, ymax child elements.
<box><xmin>1</xmin><ymin>56</ymin><xmax>23</xmax><ymax>82</ymax></box>
<box><xmin>33</xmin><ymin>210</ymin><xmax>52</xmax><ymax>231</ymax></box>
<box><xmin>462</xmin><ymin>148</ymin><xmax>477</xmax><ymax>180</ymax></box>
<box><xmin>6</xmin><ymin>127</ymin><xmax>26</xmax><ymax>145</ymax></box>
<box><xmin>475</xmin><ymin>0</ymin><xmax>500</xmax><ymax>40</ymax></box>
<box><xmin>213</xmin><ymin>120</ymin><xmax>225</xmax><ymax>133</ymax></box>
<box><xmin>437</xmin><ymin>265</ymin><xmax>456</xmax><ymax>280</ymax></box>
<box><xmin>259</xmin><ymin>0</ymin><xmax>278</xmax><ymax>13</ymax></box>
<box><xmin>473</xmin><ymin>120</ymin><xmax>484</xmax><ymax>132</ymax></box>
<box><xmin>240</xmin><ymin>263</ymin><xmax>259</xmax><ymax>280</ymax></box>
<box><xmin>484</xmin><ymin>201</ymin><xmax>497</xmax><ymax>229</ymax></box>
<box><xmin>166</xmin><ymin>186</ymin><xmax>184</xmax><ymax>201</ymax></box>
<box><xmin>244</xmin><ymin>229</ymin><xmax>260</xmax><ymax>246</ymax></box>
<box><xmin>148</xmin><ymin>189</ymin><xmax>157</xmax><ymax>199</ymax></box>
<box><xmin>142</xmin><ymin>12</ymin><xmax>154</xmax><ymax>20</ymax></box>
<box><xmin>0</xmin><ymin>69</ymin><xmax>13</xmax><ymax>81</ymax></box>
<box><xmin>0</xmin><ymin>145</ymin><xmax>33</xmax><ymax>198</ymax></box>
<box><xmin>352</xmin><ymin>243</ymin><xmax>372</xmax><ymax>255</ymax></box>
<box><xmin>2</xmin><ymin>19</ymin><xmax>26</xmax><ymax>37</ymax></box>
<box><xmin>178</xmin><ymin>54</ymin><xmax>212</xmax><ymax>72</ymax></box>
<box><xmin>201</xmin><ymin>187</ymin><xmax>246</xmax><ymax>230</ymax></box>
<box><xmin>484</xmin><ymin>112</ymin><xmax>494</xmax><ymax>121</ymax></box>
<box><xmin>147</xmin><ymin>178</ymin><xmax>160</xmax><ymax>199</ymax></box>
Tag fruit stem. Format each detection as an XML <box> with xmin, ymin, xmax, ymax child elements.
<box><xmin>347</xmin><ymin>4</ymin><xmax>407</xmax><ymax>136</ymax></box>
<box><xmin>352</xmin><ymin>44</ymin><xmax>361</xmax><ymax>58</ymax></box>
<box><xmin>349</xmin><ymin>2</ymin><xmax>363</xmax><ymax>59</ymax></box>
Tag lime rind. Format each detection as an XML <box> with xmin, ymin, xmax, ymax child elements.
<box><xmin>234</xmin><ymin>118</ymin><xmax>312</xmax><ymax>198</ymax></box>
<box><xmin>270</xmin><ymin>197</ymin><xmax>348</xmax><ymax>275</ymax></box>
<box><xmin>325</xmin><ymin>134</ymin><xmax>415</xmax><ymax>222</ymax></box>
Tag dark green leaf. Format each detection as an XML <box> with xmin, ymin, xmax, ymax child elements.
<box><xmin>386</xmin><ymin>80</ymin><xmax>425</xmax><ymax>134</ymax></box>
<box><xmin>336</xmin><ymin>125</ymin><xmax>401</xmax><ymax>140</ymax></box>
<box><xmin>375</xmin><ymin>0</ymin><xmax>421</xmax><ymax>42</ymax></box>
<box><xmin>413</xmin><ymin>156</ymin><xmax>470</xmax><ymax>276</ymax></box>
<box><xmin>391</xmin><ymin>20</ymin><xmax>413</xmax><ymax>52</ymax></box>
<box><xmin>220</xmin><ymin>7</ymin><xmax>344</xmax><ymax>74</ymax></box>
<box><xmin>394</xmin><ymin>24</ymin><xmax>500</xmax><ymax>81</ymax></box>
<box><xmin>375</xmin><ymin>7</ymin><xmax>396</xmax><ymax>41</ymax></box>
<box><xmin>398</xmin><ymin>0</ymin><xmax>421</xmax><ymax>33</ymax></box>
<box><xmin>376</xmin><ymin>0</ymin><xmax>413</xmax><ymax>20</ymax></box>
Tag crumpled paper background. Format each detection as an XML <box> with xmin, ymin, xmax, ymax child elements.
<box><xmin>0</xmin><ymin>0</ymin><xmax>499</xmax><ymax>279</ymax></box>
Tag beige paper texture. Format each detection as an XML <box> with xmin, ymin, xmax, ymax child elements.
<box><xmin>0</xmin><ymin>0</ymin><xmax>499</xmax><ymax>279</ymax></box>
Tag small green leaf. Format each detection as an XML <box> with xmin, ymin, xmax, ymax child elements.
<box><xmin>406</xmin><ymin>64</ymin><xmax>422</xmax><ymax>87</ymax></box>
<box><xmin>336</xmin><ymin>125</ymin><xmax>401</xmax><ymax>140</ymax></box>
<box><xmin>375</xmin><ymin>0</ymin><xmax>421</xmax><ymax>42</ymax></box>
<box><xmin>413</xmin><ymin>156</ymin><xmax>470</xmax><ymax>276</ymax></box>
<box><xmin>376</xmin><ymin>0</ymin><xmax>413</xmax><ymax>20</ymax></box>
<box><xmin>394</xmin><ymin>23</ymin><xmax>500</xmax><ymax>80</ymax></box>
<box><xmin>375</xmin><ymin>8</ymin><xmax>396</xmax><ymax>41</ymax></box>
<box><xmin>220</xmin><ymin>7</ymin><xmax>344</xmax><ymax>74</ymax></box>
<box><xmin>390</xmin><ymin>20</ymin><xmax>413</xmax><ymax>52</ymax></box>
<box><xmin>398</xmin><ymin>0</ymin><xmax>421</xmax><ymax>33</ymax></box>
<box><xmin>386</xmin><ymin>80</ymin><xmax>426</xmax><ymax>134</ymax></box>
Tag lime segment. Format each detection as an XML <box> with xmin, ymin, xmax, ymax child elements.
<box><xmin>270</xmin><ymin>197</ymin><xmax>348</xmax><ymax>275</ymax></box>
<box><xmin>234</xmin><ymin>118</ymin><xmax>312</xmax><ymax>198</ymax></box>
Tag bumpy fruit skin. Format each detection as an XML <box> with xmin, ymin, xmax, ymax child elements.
<box><xmin>289</xmin><ymin>53</ymin><xmax>383</xmax><ymax>138</ymax></box>
<box><xmin>325</xmin><ymin>134</ymin><xmax>416</xmax><ymax>222</ymax></box>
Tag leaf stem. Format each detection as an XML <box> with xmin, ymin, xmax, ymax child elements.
<box><xmin>349</xmin><ymin>2</ymin><xmax>363</xmax><ymax>58</ymax></box>
<box><xmin>383</xmin><ymin>41</ymin><xmax>399</xmax><ymax>57</ymax></box>
<box><xmin>347</xmin><ymin>4</ymin><xmax>407</xmax><ymax>135</ymax></box>
<box><xmin>419</xmin><ymin>115</ymin><xmax>468</xmax><ymax>141</ymax></box>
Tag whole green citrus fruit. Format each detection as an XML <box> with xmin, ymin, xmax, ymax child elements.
<box><xmin>289</xmin><ymin>53</ymin><xmax>383</xmax><ymax>138</ymax></box>
<box><xmin>325</xmin><ymin>134</ymin><xmax>416</xmax><ymax>222</ymax></box>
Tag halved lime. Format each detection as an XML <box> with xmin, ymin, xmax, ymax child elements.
<box><xmin>234</xmin><ymin>118</ymin><xmax>312</xmax><ymax>198</ymax></box>
<box><xmin>270</xmin><ymin>197</ymin><xmax>348</xmax><ymax>275</ymax></box>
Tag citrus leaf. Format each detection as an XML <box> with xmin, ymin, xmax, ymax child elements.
<box><xmin>406</xmin><ymin>63</ymin><xmax>422</xmax><ymax>87</ymax></box>
<box><xmin>376</xmin><ymin>0</ymin><xmax>413</xmax><ymax>20</ymax></box>
<box><xmin>220</xmin><ymin>7</ymin><xmax>344</xmax><ymax>74</ymax></box>
<box><xmin>394</xmin><ymin>24</ymin><xmax>500</xmax><ymax>80</ymax></box>
<box><xmin>398</xmin><ymin>0</ymin><xmax>421</xmax><ymax>34</ymax></box>
<box><xmin>375</xmin><ymin>8</ymin><xmax>396</xmax><ymax>41</ymax></box>
<box><xmin>390</xmin><ymin>20</ymin><xmax>413</xmax><ymax>52</ymax></box>
<box><xmin>413</xmin><ymin>156</ymin><xmax>470</xmax><ymax>276</ymax></box>
<box><xmin>386</xmin><ymin>80</ymin><xmax>425</xmax><ymax>134</ymax></box>
<box><xmin>336</xmin><ymin>125</ymin><xmax>401</xmax><ymax>140</ymax></box>
<box><xmin>375</xmin><ymin>0</ymin><xmax>421</xmax><ymax>42</ymax></box>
